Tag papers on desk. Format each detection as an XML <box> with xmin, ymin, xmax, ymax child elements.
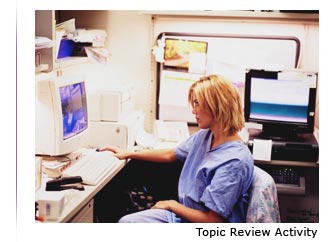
<box><xmin>85</xmin><ymin>46</ymin><xmax>110</xmax><ymax>63</ymax></box>
<box><xmin>56</xmin><ymin>19</ymin><xmax>107</xmax><ymax>47</ymax></box>
<box><xmin>71</xmin><ymin>29</ymin><xmax>107</xmax><ymax>46</ymax></box>
<box><xmin>135</xmin><ymin>127</ymin><xmax>158</xmax><ymax>149</ymax></box>
<box><xmin>42</xmin><ymin>159</ymin><xmax>72</xmax><ymax>178</ymax></box>
<box><xmin>154</xmin><ymin>120</ymin><xmax>190</xmax><ymax>142</ymax></box>
<box><xmin>35</xmin><ymin>36</ymin><xmax>54</xmax><ymax>50</ymax></box>
<box><xmin>55</xmin><ymin>18</ymin><xmax>110</xmax><ymax>63</ymax></box>
<box><xmin>56</xmin><ymin>18</ymin><xmax>76</xmax><ymax>34</ymax></box>
<box><xmin>134</xmin><ymin>119</ymin><xmax>189</xmax><ymax>150</ymax></box>
<box><xmin>130</xmin><ymin>111</ymin><xmax>189</xmax><ymax>151</ymax></box>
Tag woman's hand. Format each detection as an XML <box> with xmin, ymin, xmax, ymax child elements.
<box><xmin>152</xmin><ymin>200</ymin><xmax>178</xmax><ymax>211</ymax></box>
<box><xmin>99</xmin><ymin>146</ymin><xmax>130</xmax><ymax>160</ymax></box>
<box><xmin>152</xmin><ymin>200</ymin><xmax>224</xmax><ymax>223</ymax></box>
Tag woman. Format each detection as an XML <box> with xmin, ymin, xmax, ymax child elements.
<box><xmin>100</xmin><ymin>74</ymin><xmax>254</xmax><ymax>223</ymax></box>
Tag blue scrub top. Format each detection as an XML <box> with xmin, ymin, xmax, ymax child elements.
<box><xmin>173</xmin><ymin>129</ymin><xmax>254</xmax><ymax>223</ymax></box>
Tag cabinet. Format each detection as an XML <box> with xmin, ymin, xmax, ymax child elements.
<box><xmin>35</xmin><ymin>10</ymin><xmax>110</xmax><ymax>74</ymax></box>
<box><xmin>254</xmin><ymin>148</ymin><xmax>319</xmax><ymax>222</ymax></box>
<box><xmin>267</xmin><ymin>163</ymin><xmax>318</xmax><ymax>223</ymax></box>
<box><xmin>68</xmin><ymin>199</ymin><xmax>94</xmax><ymax>223</ymax></box>
<box><xmin>35</xmin><ymin>10</ymin><xmax>57</xmax><ymax>72</ymax></box>
<box><xmin>279</xmin><ymin>168</ymin><xmax>318</xmax><ymax>222</ymax></box>
<box><xmin>239</xmin><ymin>127</ymin><xmax>319</xmax><ymax>222</ymax></box>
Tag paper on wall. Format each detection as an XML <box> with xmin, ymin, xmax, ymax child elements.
<box><xmin>253</xmin><ymin>139</ymin><xmax>272</xmax><ymax>161</ymax></box>
<box><xmin>188</xmin><ymin>52</ymin><xmax>207</xmax><ymax>74</ymax></box>
<box><xmin>158</xmin><ymin>70</ymin><xmax>201</xmax><ymax>107</ymax></box>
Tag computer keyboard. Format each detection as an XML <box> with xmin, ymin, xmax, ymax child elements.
<box><xmin>63</xmin><ymin>150</ymin><xmax>123</xmax><ymax>185</ymax></box>
<box><xmin>257</xmin><ymin>165</ymin><xmax>305</xmax><ymax>195</ymax></box>
<box><xmin>267</xmin><ymin>167</ymin><xmax>300</xmax><ymax>185</ymax></box>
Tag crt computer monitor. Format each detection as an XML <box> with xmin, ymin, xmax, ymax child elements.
<box><xmin>244</xmin><ymin>69</ymin><xmax>317</xmax><ymax>140</ymax></box>
<box><xmin>35</xmin><ymin>76</ymin><xmax>88</xmax><ymax>156</ymax></box>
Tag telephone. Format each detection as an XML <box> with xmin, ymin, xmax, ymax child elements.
<box><xmin>154</xmin><ymin>120</ymin><xmax>190</xmax><ymax>142</ymax></box>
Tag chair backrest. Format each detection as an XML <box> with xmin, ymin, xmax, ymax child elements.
<box><xmin>246</xmin><ymin>166</ymin><xmax>281</xmax><ymax>222</ymax></box>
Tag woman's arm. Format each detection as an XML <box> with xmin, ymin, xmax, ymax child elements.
<box><xmin>152</xmin><ymin>200</ymin><xmax>224</xmax><ymax>223</ymax></box>
<box><xmin>99</xmin><ymin>146</ymin><xmax>178</xmax><ymax>163</ymax></box>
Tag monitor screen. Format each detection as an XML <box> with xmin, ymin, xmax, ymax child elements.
<box><xmin>36</xmin><ymin>77</ymin><xmax>89</xmax><ymax>156</ymax></box>
<box><xmin>59</xmin><ymin>82</ymin><xmax>88</xmax><ymax>140</ymax></box>
<box><xmin>244</xmin><ymin>69</ymin><xmax>317</xmax><ymax>138</ymax></box>
<box><xmin>249</xmin><ymin>77</ymin><xmax>309</xmax><ymax>123</ymax></box>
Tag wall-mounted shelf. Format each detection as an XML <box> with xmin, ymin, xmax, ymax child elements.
<box><xmin>254</xmin><ymin>159</ymin><xmax>318</xmax><ymax>168</ymax></box>
<box><xmin>141</xmin><ymin>10</ymin><xmax>318</xmax><ymax>23</ymax></box>
<box><xmin>35</xmin><ymin>10</ymin><xmax>110</xmax><ymax>74</ymax></box>
<box><xmin>56</xmin><ymin>56</ymin><xmax>89</xmax><ymax>68</ymax></box>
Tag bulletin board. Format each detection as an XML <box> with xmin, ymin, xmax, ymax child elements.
<box><xmin>156</xmin><ymin>32</ymin><xmax>300</xmax><ymax>124</ymax></box>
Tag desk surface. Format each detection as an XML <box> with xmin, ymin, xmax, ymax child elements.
<box><xmin>36</xmin><ymin>158</ymin><xmax>127</xmax><ymax>223</ymax></box>
<box><xmin>36</xmin><ymin>127</ymin><xmax>319</xmax><ymax>222</ymax></box>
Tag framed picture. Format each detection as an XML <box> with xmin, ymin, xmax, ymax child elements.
<box><xmin>163</xmin><ymin>38</ymin><xmax>208</xmax><ymax>70</ymax></box>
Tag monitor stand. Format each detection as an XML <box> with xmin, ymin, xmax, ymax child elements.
<box><xmin>247</xmin><ymin>128</ymin><xmax>318</xmax><ymax>144</ymax></box>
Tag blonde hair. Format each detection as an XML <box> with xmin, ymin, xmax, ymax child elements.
<box><xmin>188</xmin><ymin>74</ymin><xmax>244</xmax><ymax>135</ymax></box>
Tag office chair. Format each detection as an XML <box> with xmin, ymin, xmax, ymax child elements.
<box><xmin>246</xmin><ymin>166</ymin><xmax>281</xmax><ymax>222</ymax></box>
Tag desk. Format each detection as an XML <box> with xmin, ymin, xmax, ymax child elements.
<box><xmin>238</xmin><ymin>127</ymin><xmax>319</xmax><ymax>222</ymax></box>
<box><xmin>36</xmin><ymin>158</ymin><xmax>127</xmax><ymax>223</ymax></box>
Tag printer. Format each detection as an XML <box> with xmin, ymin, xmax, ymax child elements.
<box><xmin>247</xmin><ymin>128</ymin><xmax>319</xmax><ymax>162</ymax></box>
<box><xmin>87</xmin><ymin>111</ymin><xmax>142</xmax><ymax>150</ymax></box>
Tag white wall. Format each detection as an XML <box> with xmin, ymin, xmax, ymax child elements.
<box><xmin>153</xmin><ymin>15</ymin><xmax>318</xmax><ymax>71</ymax></box>
<box><xmin>152</xmin><ymin>14</ymin><xmax>319</xmax><ymax>129</ymax></box>
<box><xmin>106</xmin><ymin>11</ymin><xmax>154</xmax><ymax>131</ymax></box>
<box><xmin>85</xmin><ymin>11</ymin><xmax>319</xmax><ymax>132</ymax></box>
<box><xmin>83</xmin><ymin>11</ymin><xmax>154</xmax><ymax>131</ymax></box>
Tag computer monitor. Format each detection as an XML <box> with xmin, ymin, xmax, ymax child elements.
<box><xmin>244</xmin><ymin>69</ymin><xmax>318</xmax><ymax>140</ymax></box>
<box><xmin>35</xmin><ymin>76</ymin><xmax>88</xmax><ymax>156</ymax></box>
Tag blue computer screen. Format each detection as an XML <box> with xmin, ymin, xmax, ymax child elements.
<box><xmin>59</xmin><ymin>82</ymin><xmax>88</xmax><ymax>140</ymax></box>
<box><xmin>249</xmin><ymin>77</ymin><xmax>309</xmax><ymax>123</ymax></box>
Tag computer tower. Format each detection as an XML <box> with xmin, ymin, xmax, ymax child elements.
<box><xmin>87</xmin><ymin>111</ymin><xmax>142</xmax><ymax>150</ymax></box>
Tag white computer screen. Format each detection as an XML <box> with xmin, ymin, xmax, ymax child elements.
<box><xmin>249</xmin><ymin>77</ymin><xmax>310</xmax><ymax>123</ymax></box>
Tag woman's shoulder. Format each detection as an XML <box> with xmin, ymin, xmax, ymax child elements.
<box><xmin>229</xmin><ymin>141</ymin><xmax>253</xmax><ymax>160</ymax></box>
<box><xmin>192</xmin><ymin>128</ymin><xmax>211</xmax><ymax>138</ymax></box>
<box><xmin>211</xmin><ymin>140</ymin><xmax>253</xmax><ymax>164</ymax></box>
<box><xmin>188</xmin><ymin>129</ymin><xmax>212</xmax><ymax>145</ymax></box>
